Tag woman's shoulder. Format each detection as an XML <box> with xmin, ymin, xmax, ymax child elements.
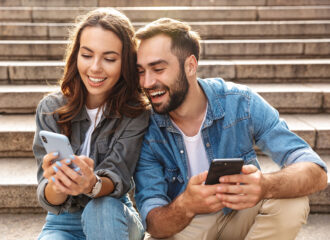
<box><xmin>37</xmin><ymin>91</ymin><xmax>67</xmax><ymax>113</ymax></box>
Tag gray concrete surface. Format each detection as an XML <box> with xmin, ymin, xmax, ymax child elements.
<box><xmin>0</xmin><ymin>213</ymin><xmax>329</xmax><ymax>240</ymax></box>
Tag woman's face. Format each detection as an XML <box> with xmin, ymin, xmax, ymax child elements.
<box><xmin>77</xmin><ymin>26</ymin><xmax>123</xmax><ymax>109</ymax></box>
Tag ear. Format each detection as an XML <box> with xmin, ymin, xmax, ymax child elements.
<box><xmin>184</xmin><ymin>55</ymin><xmax>198</xmax><ymax>77</ymax></box>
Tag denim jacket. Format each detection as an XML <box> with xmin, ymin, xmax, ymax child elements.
<box><xmin>134</xmin><ymin>78</ymin><xmax>327</xmax><ymax>228</ymax></box>
<box><xmin>33</xmin><ymin>92</ymin><xmax>149</xmax><ymax>214</ymax></box>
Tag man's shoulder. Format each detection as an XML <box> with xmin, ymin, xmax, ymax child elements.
<box><xmin>199</xmin><ymin>78</ymin><xmax>251</xmax><ymax>98</ymax></box>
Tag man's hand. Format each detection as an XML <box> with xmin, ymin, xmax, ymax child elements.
<box><xmin>179</xmin><ymin>171</ymin><xmax>225</xmax><ymax>217</ymax></box>
<box><xmin>215</xmin><ymin>164</ymin><xmax>266</xmax><ymax>210</ymax></box>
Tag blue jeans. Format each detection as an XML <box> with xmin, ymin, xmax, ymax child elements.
<box><xmin>38</xmin><ymin>195</ymin><xmax>144</xmax><ymax>240</ymax></box>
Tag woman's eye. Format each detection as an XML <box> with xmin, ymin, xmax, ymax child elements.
<box><xmin>155</xmin><ymin>68</ymin><xmax>164</xmax><ymax>72</ymax></box>
<box><xmin>105</xmin><ymin>58</ymin><xmax>116</xmax><ymax>62</ymax></box>
<box><xmin>81</xmin><ymin>54</ymin><xmax>91</xmax><ymax>58</ymax></box>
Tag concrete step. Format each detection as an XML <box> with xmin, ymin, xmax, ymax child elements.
<box><xmin>0</xmin><ymin>85</ymin><xmax>57</xmax><ymax>113</ymax></box>
<box><xmin>0</xmin><ymin>59</ymin><xmax>330</xmax><ymax>84</ymax></box>
<box><xmin>0</xmin><ymin>40</ymin><xmax>67</xmax><ymax>60</ymax></box>
<box><xmin>0</xmin><ymin>212</ymin><xmax>329</xmax><ymax>240</ymax></box>
<box><xmin>0</xmin><ymin>158</ymin><xmax>39</xmax><ymax>212</ymax></box>
<box><xmin>0</xmin><ymin>113</ymin><xmax>329</xmax><ymax>157</ymax></box>
<box><xmin>1</xmin><ymin>0</ymin><xmax>330</xmax><ymax>7</ymax></box>
<box><xmin>1</xmin><ymin>59</ymin><xmax>329</xmax><ymax>84</ymax></box>
<box><xmin>1</xmin><ymin>6</ymin><xmax>330</xmax><ymax>22</ymax></box>
<box><xmin>1</xmin><ymin>39</ymin><xmax>330</xmax><ymax>60</ymax></box>
<box><xmin>1</xmin><ymin>84</ymin><xmax>329</xmax><ymax>114</ymax></box>
<box><xmin>1</xmin><ymin>21</ymin><xmax>330</xmax><ymax>40</ymax></box>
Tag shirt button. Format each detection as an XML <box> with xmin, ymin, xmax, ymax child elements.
<box><xmin>172</xmin><ymin>177</ymin><xmax>176</xmax><ymax>181</ymax></box>
<box><xmin>206</xmin><ymin>142</ymin><xmax>210</xmax><ymax>148</ymax></box>
<box><xmin>180</xmin><ymin>150</ymin><xmax>184</xmax><ymax>154</ymax></box>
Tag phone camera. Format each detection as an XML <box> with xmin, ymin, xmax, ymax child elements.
<box><xmin>41</xmin><ymin>136</ymin><xmax>48</xmax><ymax>143</ymax></box>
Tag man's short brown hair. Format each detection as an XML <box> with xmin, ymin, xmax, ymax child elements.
<box><xmin>136</xmin><ymin>18</ymin><xmax>201</xmax><ymax>63</ymax></box>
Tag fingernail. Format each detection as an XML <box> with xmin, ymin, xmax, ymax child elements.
<box><xmin>74</xmin><ymin>167</ymin><xmax>80</xmax><ymax>172</ymax></box>
<box><xmin>53</xmin><ymin>152</ymin><xmax>59</xmax><ymax>157</ymax></box>
<box><xmin>65</xmin><ymin>159</ymin><xmax>71</xmax><ymax>164</ymax></box>
<box><xmin>70</xmin><ymin>155</ymin><xmax>75</xmax><ymax>160</ymax></box>
<box><xmin>56</xmin><ymin>161</ymin><xmax>62</xmax><ymax>167</ymax></box>
<box><xmin>53</xmin><ymin>166</ymin><xmax>58</xmax><ymax>173</ymax></box>
<box><xmin>51</xmin><ymin>176</ymin><xmax>55</xmax><ymax>182</ymax></box>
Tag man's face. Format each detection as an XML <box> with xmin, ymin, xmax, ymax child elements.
<box><xmin>137</xmin><ymin>34</ymin><xmax>189</xmax><ymax>114</ymax></box>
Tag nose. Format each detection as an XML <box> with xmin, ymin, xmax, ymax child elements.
<box><xmin>141</xmin><ymin>71</ymin><xmax>156</xmax><ymax>89</ymax></box>
<box><xmin>90</xmin><ymin>58</ymin><xmax>102</xmax><ymax>73</ymax></box>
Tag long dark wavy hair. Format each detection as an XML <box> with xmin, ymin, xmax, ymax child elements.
<box><xmin>54</xmin><ymin>8</ymin><xmax>148</xmax><ymax>137</ymax></box>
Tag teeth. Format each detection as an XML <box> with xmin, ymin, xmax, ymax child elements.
<box><xmin>150</xmin><ymin>90</ymin><xmax>165</xmax><ymax>97</ymax></box>
<box><xmin>89</xmin><ymin>76</ymin><xmax>106</xmax><ymax>83</ymax></box>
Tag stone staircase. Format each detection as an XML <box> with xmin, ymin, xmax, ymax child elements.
<box><xmin>0</xmin><ymin>0</ymin><xmax>329</xmax><ymax>239</ymax></box>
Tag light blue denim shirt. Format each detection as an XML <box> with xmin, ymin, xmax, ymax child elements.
<box><xmin>134</xmin><ymin>78</ymin><xmax>327</xmax><ymax>229</ymax></box>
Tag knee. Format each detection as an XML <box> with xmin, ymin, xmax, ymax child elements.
<box><xmin>262</xmin><ymin>197</ymin><xmax>310</xmax><ymax>228</ymax></box>
<box><xmin>83</xmin><ymin>196</ymin><xmax>124</xmax><ymax>222</ymax></box>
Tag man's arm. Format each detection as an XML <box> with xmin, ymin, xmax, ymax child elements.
<box><xmin>146</xmin><ymin>172</ymin><xmax>224</xmax><ymax>238</ymax></box>
<box><xmin>264</xmin><ymin>161</ymin><xmax>327</xmax><ymax>198</ymax></box>
<box><xmin>217</xmin><ymin>162</ymin><xmax>327</xmax><ymax>210</ymax></box>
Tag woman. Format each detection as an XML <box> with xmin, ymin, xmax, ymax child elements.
<box><xmin>33</xmin><ymin>8</ymin><xmax>149</xmax><ymax>240</ymax></box>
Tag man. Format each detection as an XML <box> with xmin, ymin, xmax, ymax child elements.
<box><xmin>134</xmin><ymin>18</ymin><xmax>328</xmax><ymax>240</ymax></box>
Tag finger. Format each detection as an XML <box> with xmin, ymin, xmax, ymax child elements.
<box><xmin>190</xmin><ymin>171</ymin><xmax>208</xmax><ymax>185</ymax></box>
<box><xmin>220</xmin><ymin>173</ymin><xmax>247</xmax><ymax>184</ymax></box>
<box><xmin>217</xmin><ymin>183</ymin><xmax>248</xmax><ymax>195</ymax></box>
<box><xmin>217</xmin><ymin>192</ymin><xmax>249</xmax><ymax>204</ymax></box>
<box><xmin>55</xmin><ymin>168</ymin><xmax>79</xmax><ymax>190</ymax></box>
<box><xmin>74</xmin><ymin>156</ymin><xmax>94</xmax><ymax>176</ymax></box>
<box><xmin>58</xmin><ymin>163</ymin><xmax>81</xmax><ymax>184</ymax></box>
<box><xmin>78</xmin><ymin>155</ymin><xmax>95</xmax><ymax>168</ymax></box>
<box><xmin>43</xmin><ymin>161</ymin><xmax>61</xmax><ymax>179</ymax></box>
<box><xmin>241</xmin><ymin>164</ymin><xmax>258</xmax><ymax>174</ymax></box>
<box><xmin>42</xmin><ymin>152</ymin><xmax>59</xmax><ymax>170</ymax></box>
<box><xmin>52</xmin><ymin>176</ymin><xmax>71</xmax><ymax>194</ymax></box>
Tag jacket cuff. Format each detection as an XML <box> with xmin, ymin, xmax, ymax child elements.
<box><xmin>140</xmin><ymin>198</ymin><xmax>169</xmax><ymax>230</ymax></box>
<box><xmin>285</xmin><ymin>147</ymin><xmax>328</xmax><ymax>172</ymax></box>
<box><xmin>95</xmin><ymin>169</ymin><xmax>124</xmax><ymax>198</ymax></box>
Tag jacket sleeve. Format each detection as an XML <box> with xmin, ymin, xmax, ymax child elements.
<box><xmin>249</xmin><ymin>89</ymin><xmax>327</xmax><ymax>172</ymax></box>
<box><xmin>133</xmin><ymin>122</ymin><xmax>172</xmax><ymax>229</ymax></box>
<box><xmin>94</xmin><ymin>110</ymin><xmax>150</xmax><ymax>198</ymax></box>
<box><xmin>33</xmin><ymin>94</ymin><xmax>75</xmax><ymax>214</ymax></box>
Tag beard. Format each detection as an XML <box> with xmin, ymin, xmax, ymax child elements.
<box><xmin>149</xmin><ymin>67</ymin><xmax>189</xmax><ymax>115</ymax></box>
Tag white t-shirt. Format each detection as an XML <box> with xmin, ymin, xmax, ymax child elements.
<box><xmin>172</xmin><ymin>106</ymin><xmax>209</xmax><ymax>178</ymax></box>
<box><xmin>80</xmin><ymin>106</ymin><xmax>102</xmax><ymax>157</ymax></box>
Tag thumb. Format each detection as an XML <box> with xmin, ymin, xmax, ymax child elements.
<box><xmin>189</xmin><ymin>171</ymin><xmax>208</xmax><ymax>185</ymax></box>
<box><xmin>241</xmin><ymin>164</ymin><xmax>258</xmax><ymax>174</ymax></box>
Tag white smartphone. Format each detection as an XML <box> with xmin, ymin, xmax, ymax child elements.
<box><xmin>39</xmin><ymin>130</ymin><xmax>75</xmax><ymax>167</ymax></box>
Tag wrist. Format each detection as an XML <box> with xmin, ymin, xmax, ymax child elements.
<box><xmin>176</xmin><ymin>192</ymin><xmax>195</xmax><ymax>219</ymax></box>
<box><xmin>85</xmin><ymin>174</ymin><xmax>102</xmax><ymax>198</ymax></box>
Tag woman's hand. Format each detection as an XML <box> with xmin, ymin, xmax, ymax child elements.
<box><xmin>54</xmin><ymin>155</ymin><xmax>96</xmax><ymax>196</ymax></box>
<box><xmin>43</xmin><ymin>153</ymin><xmax>96</xmax><ymax>196</ymax></box>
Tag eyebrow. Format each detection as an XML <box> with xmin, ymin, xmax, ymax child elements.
<box><xmin>137</xmin><ymin>59</ymin><xmax>168</xmax><ymax>68</ymax></box>
<box><xmin>81</xmin><ymin>46</ymin><xmax>120</xmax><ymax>56</ymax></box>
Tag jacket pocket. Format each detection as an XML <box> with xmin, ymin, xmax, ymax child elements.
<box><xmin>164</xmin><ymin>167</ymin><xmax>184</xmax><ymax>200</ymax></box>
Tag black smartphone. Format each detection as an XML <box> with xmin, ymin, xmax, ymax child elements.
<box><xmin>205</xmin><ymin>158</ymin><xmax>244</xmax><ymax>185</ymax></box>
